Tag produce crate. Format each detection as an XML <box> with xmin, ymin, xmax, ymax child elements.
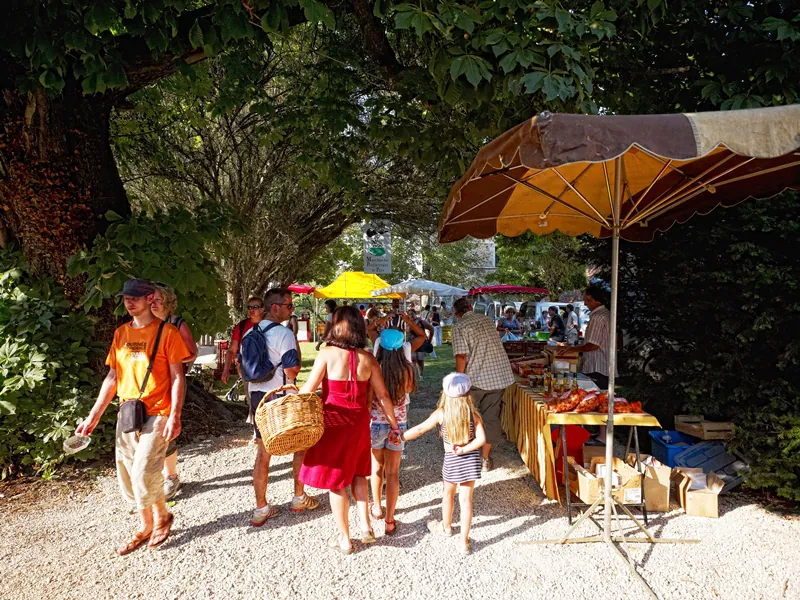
<box><xmin>524</xmin><ymin>340</ymin><xmax>546</xmax><ymax>355</ymax></box>
<box><xmin>648</xmin><ymin>430</ymin><xmax>699</xmax><ymax>467</ymax></box>
<box><xmin>674</xmin><ymin>415</ymin><xmax>735</xmax><ymax>440</ymax></box>
<box><xmin>503</xmin><ymin>341</ymin><xmax>525</xmax><ymax>355</ymax></box>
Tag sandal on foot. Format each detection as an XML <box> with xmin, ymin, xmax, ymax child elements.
<box><xmin>426</xmin><ymin>520</ymin><xmax>453</xmax><ymax>537</ymax></box>
<box><xmin>461</xmin><ymin>539</ymin><xmax>472</xmax><ymax>555</ymax></box>
<box><xmin>369</xmin><ymin>502</ymin><xmax>383</xmax><ymax>520</ymax></box>
<box><xmin>327</xmin><ymin>534</ymin><xmax>353</xmax><ymax>555</ymax></box>
<box><xmin>116</xmin><ymin>530</ymin><xmax>151</xmax><ymax>556</ymax></box>
<box><xmin>360</xmin><ymin>528</ymin><xmax>377</xmax><ymax>544</ymax></box>
<box><xmin>384</xmin><ymin>520</ymin><xmax>397</xmax><ymax>535</ymax></box>
<box><xmin>148</xmin><ymin>513</ymin><xmax>174</xmax><ymax>548</ymax></box>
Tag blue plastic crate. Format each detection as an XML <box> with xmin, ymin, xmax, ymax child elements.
<box><xmin>648</xmin><ymin>430</ymin><xmax>699</xmax><ymax>467</ymax></box>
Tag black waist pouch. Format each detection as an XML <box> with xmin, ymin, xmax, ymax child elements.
<box><xmin>119</xmin><ymin>400</ymin><xmax>148</xmax><ymax>434</ymax></box>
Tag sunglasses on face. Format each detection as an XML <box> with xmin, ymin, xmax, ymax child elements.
<box><xmin>247</xmin><ymin>305</ymin><xmax>264</xmax><ymax>310</ymax></box>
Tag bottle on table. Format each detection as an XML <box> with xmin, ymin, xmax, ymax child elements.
<box><xmin>571</xmin><ymin>371</ymin><xmax>579</xmax><ymax>391</ymax></box>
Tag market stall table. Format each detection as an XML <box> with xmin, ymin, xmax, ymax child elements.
<box><xmin>502</xmin><ymin>381</ymin><xmax>661</xmax><ymax>524</ymax></box>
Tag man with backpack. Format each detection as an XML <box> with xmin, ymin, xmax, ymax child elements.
<box><xmin>245</xmin><ymin>288</ymin><xmax>319</xmax><ymax>526</ymax></box>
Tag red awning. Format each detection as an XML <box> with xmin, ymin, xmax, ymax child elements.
<box><xmin>468</xmin><ymin>285</ymin><xmax>549</xmax><ymax>296</ymax></box>
<box><xmin>287</xmin><ymin>284</ymin><xmax>315</xmax><ymax>294</ymax></box>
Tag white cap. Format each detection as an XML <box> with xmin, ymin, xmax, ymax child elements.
<box><xmin>442</xmin><ymin>372</ymin><xmax>472</xmax><ymax>397</ymax></box>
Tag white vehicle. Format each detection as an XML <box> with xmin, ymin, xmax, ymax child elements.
<box><xmin>518</xmin><ymin>301</ymin><xmax>590</xmax><ymax>334</ymax></box>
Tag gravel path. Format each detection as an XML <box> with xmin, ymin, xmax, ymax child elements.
<box><xmin>1</xmin><ymin>390</ymin><xmax>798</xmax><ymax>600</ymax></box>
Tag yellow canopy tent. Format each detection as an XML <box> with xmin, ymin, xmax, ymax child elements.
<box><xmin>313</xmin><ymin>272</ymin><xmax>405</xmax><ymax>299</ymax></box>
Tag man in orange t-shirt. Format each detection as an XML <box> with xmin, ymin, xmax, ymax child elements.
<box><xmin>76</xmin><ymin>278</ymin><xmax>190</xmax><ymax>555</ymax></box>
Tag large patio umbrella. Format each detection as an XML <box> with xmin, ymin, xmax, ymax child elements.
<box><xmin>438</xmin><ymin>104</ymin><xmax>800</xmax><ymax>594</ymax></box>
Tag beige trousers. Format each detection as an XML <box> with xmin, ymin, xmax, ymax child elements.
<box><xmin>116</xmin><ymin>415</ymin><xmax>169</xmax><ymax>510</ymax></box>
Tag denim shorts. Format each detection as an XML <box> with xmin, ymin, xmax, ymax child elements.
<box><xmin>370</xmin><ymin>422</ymin><xmax>407</xmax><ymax>451</ymax></box>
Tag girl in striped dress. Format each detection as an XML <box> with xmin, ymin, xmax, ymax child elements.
<box><xmin>400</xmin><ymin>373</ymin><xmax>486</xmax><ymax>554</ymax></box>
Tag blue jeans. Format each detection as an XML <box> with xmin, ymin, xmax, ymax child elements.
<box><xmin>370</xmin><ymin>422</ymin><xmax>407</xmax><ymax>451</ymax></box>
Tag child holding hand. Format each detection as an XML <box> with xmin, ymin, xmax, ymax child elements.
<box><xmin>400</xmin><ymin>372</ymin><xmax>486</xmax><ymax>554</ymax></box>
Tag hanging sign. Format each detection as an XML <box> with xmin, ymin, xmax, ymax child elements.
<box><xmin>363</xmin><ymin>221</ymin><xmax>392</xmax><ymax>274</ymax></box>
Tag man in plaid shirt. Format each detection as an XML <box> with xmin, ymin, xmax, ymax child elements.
<box><xmin>452</xmin><ymin>297</ymin><xmax>514</xmax><ymax>472</ymax></box>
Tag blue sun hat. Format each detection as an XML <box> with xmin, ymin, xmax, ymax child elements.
<box><xmin>380</xmin><ymin>328</ymin><xmax>405</xmax><ymax>351</ymax></box>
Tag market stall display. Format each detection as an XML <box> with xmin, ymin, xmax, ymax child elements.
<box><xmin>440</xmin><ymin>105</ymin><xmax>800</xmax><ymax>597</ymax></box>
<box><xmin>502</xmin><ymin>379</ymin><xmax>660</xmax><ymax>524</ymax></box>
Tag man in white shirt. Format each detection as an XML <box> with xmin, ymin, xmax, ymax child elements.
<box><xmin>558</xmin><ymin>285</ymin><xmax>611</xmax><ymax>389</ymax></box>
<box><xmin>248</xmin><ymin>288</ymin><xmax>319</xmax><ymax>526</ymax></box>
<box><xmin>440</xmin><ymin>301</ymin><xmax>454</xmax><ymax>325</ymax></box>
<box><xmin>565</xmin><ymin>303</ymin><xmax>580</xmax><ymax>344</ymax></box>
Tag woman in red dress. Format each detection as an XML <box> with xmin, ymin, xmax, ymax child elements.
<box><xmin>299</xmin><ymin>306</ymin><xmax>400</xmax><ymax>555</ymax></box>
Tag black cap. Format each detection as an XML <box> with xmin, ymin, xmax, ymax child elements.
<box><xmin>117</xmin><ymin>278</ymin><xmax>155</xmax><ymax>297</ymax></box>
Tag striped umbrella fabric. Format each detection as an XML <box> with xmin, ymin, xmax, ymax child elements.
<box><xmin>439</xmin><ymin>105</ymin><xmax>800</xmax><ymax>244</ymax></box>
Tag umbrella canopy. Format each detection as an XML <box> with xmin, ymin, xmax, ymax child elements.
<box><xmin>371</xmin><ymin>278</ymin><xmax>468</xmax><ymax>297</ymax></box>
<box><xmin>468</xmin><ymin>284</ymin><xmax>549</xmax><ymax>296</ymax></box>
<box><xmin>287</xmin><ymin>284</ymin><xmax>315</xmax><ymax>294</ymax></box>
<box><xmin>314</xmin><ymin>271</ymin><xmax>405</xmax><ymax>299</ymax></box>
<box><xmin>439</xmin><ymin>105</ymin><xmax>800</xmax><ymax>244</ymax></box>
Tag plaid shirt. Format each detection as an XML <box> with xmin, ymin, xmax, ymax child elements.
<box><xmin>452</xmin><ymin>311</ymin><xmax>514</xmax><ymax>391</ymax></box>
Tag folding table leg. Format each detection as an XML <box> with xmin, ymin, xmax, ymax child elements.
<box><xmin>561</xmin><ymin>424</ymin><xmax>572</xmax><ymax>525</ymax></box>
<box><xmin>634</xmin><ymin>426</ymin><xmax>648</xmax><ymax>526</ymax></box>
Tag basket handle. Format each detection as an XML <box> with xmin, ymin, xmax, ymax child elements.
<box><xmin>255</xmin><ymin>384</ymin><xmax>299</xmax><ymax>412</ymax></box>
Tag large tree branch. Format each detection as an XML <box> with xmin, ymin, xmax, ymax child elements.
<box><xmin>350</xmin><ymin>0</ymin><xmax>404</xmax><ymax>87</ymax></box>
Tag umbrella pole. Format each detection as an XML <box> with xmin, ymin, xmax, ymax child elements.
<box><xmin>604</xmin><ymin>160</ymin><xmax>623</xmax><ymax>540</ymax></box>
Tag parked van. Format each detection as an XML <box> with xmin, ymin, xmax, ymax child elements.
<box><xmin>519</xmin><ymin>301</ymin><xmax>590</xmax><ymax>334</ymax></box>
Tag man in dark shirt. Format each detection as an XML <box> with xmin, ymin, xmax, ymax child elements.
<box><xmin>548</xmin><ymin>306</ymin><xmax>565</xmax><ymax>342</ymax></box>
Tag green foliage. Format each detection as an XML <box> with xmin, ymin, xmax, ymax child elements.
<box><xmin>594</xmin><ymin>0</ymin><xmax>800</xmax><ymax>113</ymax></box>
<box><xmin>305</xmin><ymin>224</ymin><xmax>486</xmax><ymax>289</ymax></box>
<box><xmin>495</xmin><ymin>232</ymin><xmax>587</xmax><ymax>296</ymax></box>
<box><xmin>67</xmin><ymin>204</ymin><xmax>236</xmax><ymax>334</ymax></box>
<box><xmin>0</xmin><ymin>248</ymin><xmax>111</xmax><ymax>478</ymax></box>
<box><xmin>583</xmin><ymin>193</ymin><xmax>800</xmax><ymax>500</ymax></box>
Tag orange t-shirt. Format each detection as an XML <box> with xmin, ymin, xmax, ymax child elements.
<box><xmin>106</xmin><ymin>319</ymin><xmax>191</xmax><ymax>416</ymax></box>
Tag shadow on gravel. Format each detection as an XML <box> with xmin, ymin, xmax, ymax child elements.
<box><xmin>175</xmin><ymin>461</ymin><xmax>295</xmax><ymax>502</ymax></box>
<box><xmin>163</xmin><ymin>496</ymin><xmax>332</xmax><ymax>550</ymax></box>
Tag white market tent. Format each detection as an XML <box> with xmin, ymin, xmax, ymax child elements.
<box><xmin>370</xmin><ymin>278</ymin><xmax>468</xmax><ymax>297</ymax></box>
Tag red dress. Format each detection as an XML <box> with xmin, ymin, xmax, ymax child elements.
<box><xmin>300</xmin><ymin>350</ymin><xmax>371</xmax><ymax>490</ymax></box>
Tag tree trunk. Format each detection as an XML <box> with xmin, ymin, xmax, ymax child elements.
<box><xmin>0</xmin><ymin>84</ymin><xmax>130</xmax><ymax>299</ymax></box>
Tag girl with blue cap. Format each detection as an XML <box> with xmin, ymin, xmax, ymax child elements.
<box><xmin>369</xmin><ymin>313</ymin><xmax>427</xmax><ymax>535</ymax></box>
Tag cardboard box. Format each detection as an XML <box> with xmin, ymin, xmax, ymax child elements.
<box><xmin>671</xmin><ymin>467</ymin><xmax>724</xmax><ymax>518</ymax></box>
<box><xmin>583</xmin><ymin>443</ymin><xmax>607</xmax><ymax>468</ymax></box>
<box><xmin>626</xmin><ymin>453</ymin><xmax>671</xmax><ymax>512</ymax></box>
<box><xmin>567</xmin><ymin>456</ymin><xmax>643</xmax><ymax>505</ymax></box>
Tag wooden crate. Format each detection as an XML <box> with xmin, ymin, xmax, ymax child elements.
<box><xmin>674</xmin><ymin>415</ymin><xmax>735</xmax><ymax>440</ymax></box>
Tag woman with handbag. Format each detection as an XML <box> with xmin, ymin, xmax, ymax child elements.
<box><xmin>406</xmin><ymin>309</ymin><xmax>435</xmax><ymax>380</ymax></box>
<box><xmin>298</xmin><ymin>306</ymin><xmax>401</xmax><ymax>555</ymax></box>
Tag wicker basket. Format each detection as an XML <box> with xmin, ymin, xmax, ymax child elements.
<box><xmin>254</xmin><ymin>384</ymin><xmax>324</xmax><ymax>456</ymax></box>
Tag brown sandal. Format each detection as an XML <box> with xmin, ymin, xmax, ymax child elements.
<box><xmin>369</xmin><ymin>502</ymin><xmax>383</xmax><ymax>520</ymax></box>
<box><xmin>327</xmin><ymin>534</ymin><xmax>354</xmax><ymax>555</ymax></box>
<box><xmin>385</xmin><ymin>520</ymin><xmax>397</xmax><ymax>535</ymax></box>
<box><xmin>148</xmin><ymin>513</ymin><xmax>174</xmax><ymax>548</ymax></box>
<box><xmin>116</xmin><ymin>531</ymin><xmax>151</xmax><ymax>556</ymax></box>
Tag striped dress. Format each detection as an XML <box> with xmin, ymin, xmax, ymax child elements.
<box><xmin>441</xmin><ymin>417</ymin><xmax>482</xmax><ymax>484</ymax></box>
